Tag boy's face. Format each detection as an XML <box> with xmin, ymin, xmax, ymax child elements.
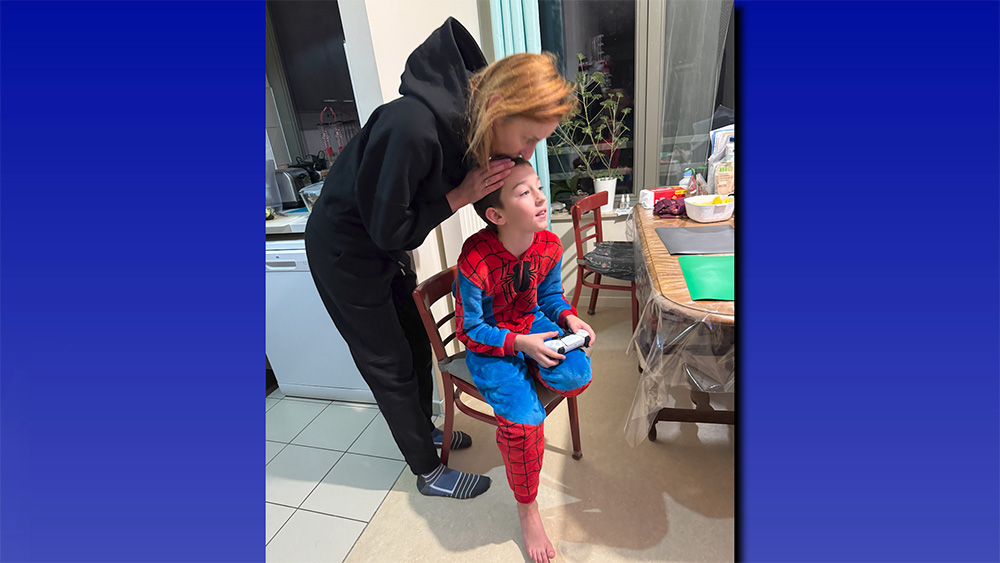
<box><xmin>487</xmin><ymin>164</ymin><xmax>548</xmax><ymax>233</ymax></box>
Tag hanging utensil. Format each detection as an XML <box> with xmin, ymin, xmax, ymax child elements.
<box><xmin>318</xmin><ymin>106</ymin><xmax>336</xmax><ymax>163</ymax></box>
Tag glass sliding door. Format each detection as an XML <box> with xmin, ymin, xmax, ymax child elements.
<box><xmin>539</xmin><ymin>0</ymin><xmax>636</xmax><ymax>206</ymax></box>
<box><xmin>635</xmin><ymin>0</ymin><xmax>734</xmax><ymax>189</ymax></box>
<box><xmin>534</xmin><ymin>0</ymin><xmax>734</xmax><ymax>196</ymax></box>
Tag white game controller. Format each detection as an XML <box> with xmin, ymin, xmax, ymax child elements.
<box><xmin>544</xmin><ymin>330</ymin><xmax>592</xmax><ymax>354</ymax></box>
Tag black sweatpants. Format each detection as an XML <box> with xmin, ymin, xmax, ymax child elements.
<box><xmin>305</xmin><ymin>237</ymin><xmax>439</xmax><ymax>475</ymax></box>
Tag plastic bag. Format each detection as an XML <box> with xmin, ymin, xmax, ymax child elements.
<box><xmin>653</xmin><ymin>197</ymin><xmax>686</xmax><ymax>218</ymax></box>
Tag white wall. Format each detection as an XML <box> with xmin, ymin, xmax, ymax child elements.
<box><xmin>366</xmin><ymin>0</ymin><xmax>481</xmax><ymax>107</ymax></box>
<box><xmin>338</xmin><ymin>0</ymin><xmax>384</xmax><ymax>126</ymax></box>
<box><xmin>338</xmin><ymin>0</ymin><xmax>481</xmax><ymax>126</ymax></box>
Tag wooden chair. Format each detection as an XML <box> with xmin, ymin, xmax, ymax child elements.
<box><xmin>569</xmin><ymin>191</ymin><xmax>639</xmax><ymax>331</ymax></box>
<box><xmin>412</xmin><ymin>266</ymin><xmax>583</xmax><ymax>465</ymax></box>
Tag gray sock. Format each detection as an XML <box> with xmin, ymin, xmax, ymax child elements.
<box><xmin>431</xmin><ymin>428</ymin><xmax>473</xmax><ymax>450</ymax></box>
<box><xmin>416</xmin><ymin>463</ymin><xmax>491</xmax><ymax>499</ymax></box>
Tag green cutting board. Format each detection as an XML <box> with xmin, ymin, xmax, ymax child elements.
<box><xmin>677</xmin><ymin>255</ymin><xmax>734</xmax><ymax>301</ymax></box>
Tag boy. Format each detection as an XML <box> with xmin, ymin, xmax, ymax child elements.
<box><xmin>454</xmin><ymin>156</ymin><xmax>595</xmax><ymax>563</ymax></box>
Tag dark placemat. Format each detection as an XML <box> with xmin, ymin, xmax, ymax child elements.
<box><xmin>655</xmin><ymin>225</ymin><xmax>735</xmax><ymax>255</ymax></box>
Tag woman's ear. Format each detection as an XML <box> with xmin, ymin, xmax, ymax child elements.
<box><xmin>486</xmin><ymin>93</ymin><xmax>503</xmax><ymax>110</ymax></box>
<box><xmin>485</xmin><ymin>206</ymin><xmax>505</xmax><ymax>227</ymax></box>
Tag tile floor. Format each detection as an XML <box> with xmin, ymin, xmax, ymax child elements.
<box><xmin>266</xmin><ymin>306</ymin><xmax>734</xmax><ymax>562</ymax></box>
<box><xmin>266</xmin><ymin>389</ymin><xmax>427</xmax><ymax>562</ymax></box>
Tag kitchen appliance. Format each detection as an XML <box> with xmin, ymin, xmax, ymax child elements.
<box><xmin>274</xmin><ymin>168</ymin><xmax>310</xmax><ymax>209</ymax></box>
<box><xmin>289</xmin><ymin>157</ymin><xmax>321</xmax><ymax>183</ymax></box>
<box><xmin>266</xmin><ymin>239</ymin><xmax>374</xmax><ymax>403</ymax></box>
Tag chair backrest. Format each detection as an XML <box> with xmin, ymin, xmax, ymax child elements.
<box><xmin>571</xmin><ymin>191</ymin><xmax>607</xmax><ymax>261</ymax></box>
<box><xmin>411</xmin><ymin>265</ymin><xmax>459</xmax><ymax>364</ymax></box>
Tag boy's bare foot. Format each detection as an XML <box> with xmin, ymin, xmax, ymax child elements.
<box><xmin>517</xmin><ymin>500</ymin><xmax>556</xmax><ymax>563</ymax></box>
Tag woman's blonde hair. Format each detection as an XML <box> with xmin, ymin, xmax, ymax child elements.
<box><xmin>466</xmin><ymin>52</ymin><xmax>575</xmax><ymax>170</ymax></box>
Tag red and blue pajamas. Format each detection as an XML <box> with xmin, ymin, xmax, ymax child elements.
<box><xmin>455</xmin><ymin>228</ymin><xmax>592</xmax><ymax>503</ymax></box>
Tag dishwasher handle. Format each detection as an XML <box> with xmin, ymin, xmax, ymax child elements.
<box><xmin>266</xmin><ymin>260</ymin><xmax>298</xmax><ymax>270</ymax></box>
<box><xmin>266</xmin><ymin>248</ymin><xmax>310</xmax><ymax>272</ymax></box>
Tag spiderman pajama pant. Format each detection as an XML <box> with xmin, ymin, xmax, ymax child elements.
<box><xmin>466</xmin><ymin>316</ymin><xmax>592</xmax><ymax>504</ymax></box>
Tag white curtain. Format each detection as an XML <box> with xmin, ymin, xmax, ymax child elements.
<box><xmin>658</xmin><ymin>0</ymin><xmax>732</xmax><ymax>185</ymax></box>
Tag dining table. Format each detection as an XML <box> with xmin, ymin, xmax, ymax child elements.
<box><xmin>624</xmin><ymin>206</ymin><xmax>735</xmax><ymax>445</ymax></box>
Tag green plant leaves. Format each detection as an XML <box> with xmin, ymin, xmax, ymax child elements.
<box><xmin>545</xmin><ymin>53</ymin><xmax>631</xmax><ymax>181</ymax></box>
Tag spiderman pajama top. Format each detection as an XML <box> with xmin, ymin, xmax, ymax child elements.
<box><xmin>455</xmin><ymin>228</ymin><xmax>592</xmax><ymax>503</ymax></box>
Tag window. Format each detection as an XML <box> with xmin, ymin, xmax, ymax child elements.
<box><xmin>540</xmin><ymin>1</ymin><xmax>636</xmax><ymax>203</ymax></box>
<box><xmin>538</xmin><ymin>0</ymin><xmax>734</xmax><ymax>200</ymax></box>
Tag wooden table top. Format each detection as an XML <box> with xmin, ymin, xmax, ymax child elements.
<box><xmin>633</xmin><ymin>206</ymin><xmax>734</xmax><ymax>325</ymax></box>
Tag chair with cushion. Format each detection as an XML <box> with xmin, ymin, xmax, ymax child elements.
<box><xmin>412</xmin><ymin>265</ymin><xmax>583</xmax><ymax>465</ymax></box>
<box><xmin>569</xmin><ymin>190</ymin><xmax>638</xmax><ymax>331</ymax></box>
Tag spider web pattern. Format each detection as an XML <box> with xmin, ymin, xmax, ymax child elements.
<box><xmin>495</xmin><ymin>414</ymin><xmax>545</xmax><ymax>504</ymax></box>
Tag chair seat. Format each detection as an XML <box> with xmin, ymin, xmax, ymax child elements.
<box><xmin>439</xmin><ymin>351</ymin><xmax>561</xmax><ymax>409</ymax></box>
<box><xmin>583</xmin><ymin>241</ymin><xmax>635</xmax><ymax>281</ymax></box>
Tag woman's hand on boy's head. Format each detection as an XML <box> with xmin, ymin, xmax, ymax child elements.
<box><xmin>513</xmin><ymin>332</ymin><xmax>564</xmax><ymax>368</ymax></box>
<box><xmin>564</xmin><ymin>315</ymin><xmax>597</xmax><ymax>347</ymax></box>
<box><xmin>447</xmin><ymin>158</ymin><xmax>515</xmax><ymax>212</ymax></box>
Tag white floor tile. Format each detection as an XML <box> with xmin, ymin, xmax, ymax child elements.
<box><xmin>266</xmin><ymin>398</ymin><xmax>280</xmax><ymax>412</ymax></box>
<box><xmin>266</xmin><ymin>444</ymin><xmax>343</xmax><ymax>507</ymax></box>
<box><xmin>266</xmin><ymin>400</ymin><xmax>327</xmax><ymax>443</ymax></box>
<box><xmin>291</xmin><ymin>403</ymin><xmax>378</xmax><ymax>452</ymax></box>
<box><xmin>347</xmin><ymin>413</ymin><xmax>405</xmax><ymax>461</ymax></box>
<box><xmin>301</xmin><ymin>453</ymin><xmax>407</xmax><ymax>522</ymax></box>
<box><xmin>266</xmin><ymin>510</ymin><xmax>366</xmax><ymax>563</ymax></box>
<box><xmin>269</xmin><ymin>389</ymin><xmax>286</xmax><ymax>399</ymax></box>
<box><xmin>265</xmin><ymin>502</ymin><xmax>295</xmax><ymax>544</ymax></box>
<box><xmin>266</xmin><ymin>441</ymin><xmax>285</xmax><ymax>465</ymax></box>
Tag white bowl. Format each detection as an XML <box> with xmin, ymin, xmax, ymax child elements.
<box><xmin>684</xmin><ymin>194</ymin><xmax>734</xmax><ymax>223</ymax></box>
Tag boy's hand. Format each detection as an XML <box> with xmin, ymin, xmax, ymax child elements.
<box><xmin>564</xmin><ymin>315</ymin><xmax>597</xmax><ymax>346</ymax></box>
<box><xmin>513</xmin><ymin>332</ymin><xmax>565</xmax><ymax>368</ymax></box>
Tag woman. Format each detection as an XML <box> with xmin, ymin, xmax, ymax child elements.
<box><xmin>305</xmin><ymin>17</ymin><xmax>573</xmax><ymax>513</ymax></box>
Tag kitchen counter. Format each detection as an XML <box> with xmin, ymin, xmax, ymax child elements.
<box><xmin>266</xmin><ymin>209</ymin><xmax>310</xmax><ymax>235</ymax></box>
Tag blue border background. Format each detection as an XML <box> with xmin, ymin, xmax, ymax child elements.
<box><xmin>0</xmin><ymin>1</ymin><xmax>996</xmax><ymax>562</ymax></box>
<box><xmin>1</xmin><ymin>2</ymin><xmax>261</xmax><ymax>561</ymax></box>
<box><xmin>740</xmin><ymin>1</ymin><xmax>998</xmax><ymax>561</ymax></box>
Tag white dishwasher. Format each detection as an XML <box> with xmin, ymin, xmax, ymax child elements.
<box><xmin>266</xmin><ymin>238</ymin><xmax>375</xmax><ymax>403</ymax></box>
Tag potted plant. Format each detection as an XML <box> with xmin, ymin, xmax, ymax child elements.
<box><xmin>548</xmin><ymin>53</ymin><xmax>631</xmax><ymax>213</ymax></box>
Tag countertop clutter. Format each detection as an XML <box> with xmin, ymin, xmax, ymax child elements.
<box><xmin>266</xmin><ymin>209</ymin><xmax>309</xmax><ymax>235</ymax></box>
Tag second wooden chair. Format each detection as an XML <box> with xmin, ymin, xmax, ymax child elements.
<box><xmin>569</xmin><ymin>190</ymin><xmax>638</xmax><ymax>331</ymax></box>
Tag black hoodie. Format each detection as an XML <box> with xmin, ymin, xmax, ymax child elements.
<box><xmin>306</xmin><ymin>18</ymin><xmax>487</xmax><ymax>271</ymax></box>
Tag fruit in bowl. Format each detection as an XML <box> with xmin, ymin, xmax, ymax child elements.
<box><xmin>688</xmin><ymin>195</ymin><xmax>733</xmax><ymax>205</ymax></box>
<box><xmin>684</xmin><ymin>194</ymin><xmax>734</xmax><ymax>223</ymax></box>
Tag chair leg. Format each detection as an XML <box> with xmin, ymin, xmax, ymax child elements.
<box><xmin>441</xmin><ymin>380</ymin><xmax>456</xmax><ymax>466</ymax></box>
<box><xmin>587</xmin><ymin>273</ymin><xmax>601</xmax><ymax>315</ymax></box>
<box><xmin>630</xmin><ymin>282</ymin><xmax>639</xmax><ymax>332</ymax></box>
<box><xmin>571</xmin><ymin>266</ymin><xmax>585</xmax><ymax>310</ymax></box>
<box><xmin>567</xmin><ymin>396</ymin><xmax>583</xmax><ymax>460</ymax></box>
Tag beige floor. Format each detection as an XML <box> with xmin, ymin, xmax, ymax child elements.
<box><xmin>345</xmin><ymin>306</ymin><xmax>735</xmax><ymax>563</ymax></box>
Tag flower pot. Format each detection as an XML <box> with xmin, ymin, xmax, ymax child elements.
<box><xmin>593</xmin><ymin>177</ymin><xmax>616</xmax><ymax>214</ymax></box>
